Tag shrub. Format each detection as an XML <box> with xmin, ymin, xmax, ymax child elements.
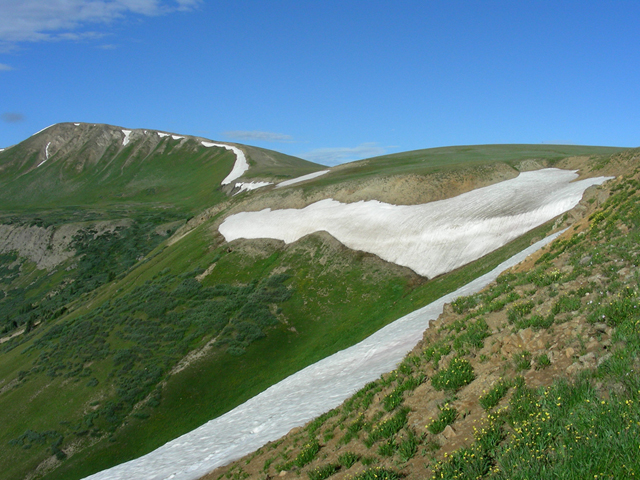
<box><xmin>452</xmin><ymin>295</ymin><xmax>479</xmax><ymax>314</ymax></box>
<box><xmin>431</xmin><ymin>358</ymin><xmax>475</xmax><ymax>392</ymax></box>
<box><xmin>479</xmin><ymin>379</ymin><xmax>511</xmax><ymax>410</ymax></box>
<box><xmin>294</xmin><ymin>441</ymin><xmax>320</xmax><ymax>468</ymax></box>
<box><xmin>507</xmin><ymin>301</ymin><xmax>535</xmax><ymax>323</ymax></box>
<box><xmin>427</xmin><ymin>406</ymin><xmax>457</xmax><ymax>434</ymax></box>
<box><xmin>338</xmin><ymin>451</ymin><xmax>359</xmax><ymax>468</ymax></box>
<box><xmin>513</xmin><ymin>351</ymin><xmax>532</xmax><ymax>372</ymax></box>
<box><xmin>353</xmin><ymin>467</ymin><xmax>399</xmax><ymax>480</ymax></box>
<box><xmin>552</xmin><ymin>295</ymin><xmax>582</xmax><ymax>315</ymax></box>
<box><xmin>365</xmin><ymin>408</ymin><xmax>409</xmax><ymax>447</ymax></box>
<box><xmin>397</xmin><ymin>430</ymin><xmax>419</xmax><ymax>462</ymax></box>
<box><xmin>307</xmin><ymin>463</ymin><xmax>339</xmax><ymax>480</ymax></box>
<box><xmin>377</xmin><ymin>439</ymin><xmax>395</xmax><ymax>456</ymax></box>
<box><xmin>514</xmin><ymin>313</ymin><xmax>554</xmax><ymax>330</ymax></box>
<box><xmin>535</xmin><ymin>353</ymin><xmax>552</xmax><ymax>370</ymax></box>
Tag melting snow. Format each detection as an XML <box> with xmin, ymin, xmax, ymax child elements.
<box><xmin>74</xmin><ymin>123</ymin><xmax>80</xmax><ymax>126</ymax></box>
<box><xmin>32</xmin><ymin>124</ymin><xmax>55</xmax><ymax>137</ymax></box>
<box><xmin>220</xmin><ymin>169</ymin><xmax>611</xmax><ymax>278</ymax></box>
<box><xmin>234</xmin><ymin>182</ymin><xmax>273</xmax><ymax>195</ymax></box>
<box><xmin>83</xmin><ymin>231</ymin><xmax>563</xmax><ymax>480</ymax></box>
<box><xmin>201</xmin><ymin>141</ymin><xmax>249</xmax><ymax>185</ymax></box>
<box><xmin>122</xmin><ymin>130</ymin><xmax>132</xmax><ymax>146</ymax></box>
<box><xmin>172</xmin><ymin>135</ymin><xmax>185</xmax><ymax>141</ymax></box>
<box><xmin>158</xmin><ymin>132</ymin><xmax>170</xmax><ymax>138</ymax></box>
<box><xmin>36</xmin><ymin>142</ymin><xmax>52</xmax><ymax>167</ymax></box>
<box><xmin>276</xmin><ymin>170</ymin><xmax>330</xmax><ymax>188</ymax></box>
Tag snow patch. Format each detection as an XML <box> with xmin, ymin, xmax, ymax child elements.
<box><xmin>74</xmin><ymin>123</ymin><xmax>80</xmax><ymax>126</ymax></box>
<box><xmin>172</xmin><ymin>135</ymin><xmax>185</xmax><ymax>141</ymax></box>
<box><xmin>233</xmin><ymin>182</ymin><xmax>273</xmax><ymax>195</ymax></box>
<box><xmin>201</xmin><ymin>141</ymin><xmax>249</xmax><ymax>185</ymax></box>
<box><xmin>220</xmin><ymin>169</ymin><xmax>612</xmax><ymax>279</ymax></box>
<box><xmin>122</xmin><ymin>130</ymin><xmax>132</xmax><ymax>146</ymax></box>
<box><xmin>276</xmin><ymin>170</ymin><xmax>330</xmax><ymax>188</ymax></box>
<box><xmin>31</xmin><ymin>124</ymin><xmax>55</xmax><ymax>137</ymax></box>
<box><xmin>37</xmin><ymin>142</ymin><xmax>51</xmax><ymax>167</ymax></box>
<box><xmin>157</xmin><ymin>132</ymin><xmax>170</xmax><ymax>138</ymax></box>
<box><xmin>83</xmin><ymin>231</ymin><xmax>563</xmax><ymax>480</ymax></box>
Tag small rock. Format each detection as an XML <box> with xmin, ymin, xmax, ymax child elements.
<box><xmin>565</xmin><ymin>347</ymin><xmax>576</xmax><ymax>358</ymax></box>
<box><xmin>442</xmin><ymin>425</ymin><xmax>457</xmax><ymax>439</ymax></box>
<box><xmin>586</xmin><ymin>340</ymin><xmax>600</xmax><ymax>350</ymax></box>
<box><xmin>518</xmin><ymin>328</ymin><xmax>534</xmax><ymax>344</ymax></box>
<box><xmin>279</xmin><ymin>471</ymin><xmax>288</xmax><ymax>477</ymax></box>
<box><xmin>597</xmin><ymin>353</ymin><xmax>612</xmax><ymax>366</ymax></box>
<box><xmin>579</xmin><ymin>352</ymin><xmax>596</xmax><ymax>365</ymax></box>
<box><xmin>579</xmin><ymin>255</ymin><xmax>592</xmax><ymax>266</ymax></box>
<box><xmin>593</xmin><ymin>323</ymin><xmax>608</xmax><ymax>333</ymax></box>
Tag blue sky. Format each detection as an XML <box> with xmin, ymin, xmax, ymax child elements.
<box><xmin>0</xmin><ymin>1</ymin><xmax>639</xmax><ymax>165</ymax></box>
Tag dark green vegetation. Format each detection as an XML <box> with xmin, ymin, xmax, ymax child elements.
<box><xmin>0</xmin><ymin>125</ymin><xmax>634</xmax><ymax>480</ymax></box>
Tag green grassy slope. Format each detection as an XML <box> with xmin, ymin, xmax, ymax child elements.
<box><xmin>0</xmin><ymin>130</ymin><xmax>631</xmax><ymax>480</ymax></box>
<box><xmin>304</xmin><ymin>144</ymin><xmax>625</xmax><ymax>189</ymax></box>
<box><xmin>206</xmin><ymin>147</ymin><xmax>640</xmax><ymax>480</ymax></box>
<box><xmin>0</xmin><ymin>123</ymin><xmax>323</xmax><ymax>213</ymax></box>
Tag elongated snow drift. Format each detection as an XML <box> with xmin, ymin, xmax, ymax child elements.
<box><xmin>84</xmin><ymin>231</ymin><xmax>564</xmax><ymax>480</ymax></box>
<box><xmin>220</xmin><ymin>169</ymin><xmax>610</xmax><ymax>278</ymax></box>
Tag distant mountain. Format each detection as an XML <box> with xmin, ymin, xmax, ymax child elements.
<box><xmin>0</xmin><ymin>122</ymin><xmax>322</xmax><ymax>212</ymax></box>
<box><xmin>0</xmin><ymin>124</ymin><xmax>630</xmax><ymax>480</ymax></box>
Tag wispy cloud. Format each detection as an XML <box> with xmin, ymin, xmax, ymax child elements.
<box><xmin>0</xmin><ymin>63</ymin><xmax>13</xmax><ymax>71</ymax></box>
<box><xmin>0</xmin><ymin>0</ymin><xmax>202</xmax><ymax>45</ymax></box>
<box><xmin>2</xmin><ymin>112</ymin><xmax>25</xmax><ymax>123</ymax></box>
<box><xmin>300</xmin><ymin>143</ymin><xmax>388</xmax><ymax>165</ymax></box>
<box><xmin>224</xmin><ymin>130</ymin><xmax>294</xmax><ymax>143</ymax></box>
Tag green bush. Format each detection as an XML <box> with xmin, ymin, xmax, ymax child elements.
<box><xmin>307</xmin><ymin>463</ymin><xmax>339</xmax><ymax>480</ymax></box>
<box><xmin>294</xmin><ymin>441</ymin><xmax>320</xmax><ymax>468</ymax></box>
<box><xmin>431</xmin><ymin>358</ymin><xmax>475</xmax><ymax>392</ymax></box>
<box><xmin>337</xmin><ymin>451</ymin><xmax>359</xmax><ymax>468</ymax></box>
<box><xmin>479</xmin><ymin>379</ymin><xmax>511</xmax><ymax>410</ymax></box>
<box><xmin>427</xmin><ymin>406</ymin><xmax>457</xmax><ymax>434</ymax></box>
<box><xmin>365</xmin><ymin>408</ymin><xmax>409</xmax><ymax>447</ymax></box>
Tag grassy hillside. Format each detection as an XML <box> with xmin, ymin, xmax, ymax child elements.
<box><xmin>0</xmin><ymin>128</ymin><xmax>633</xmax><ymax>480</ymax></box>
<box><xmin>204</xmin><ymin>148</ymin><xmax>640</xmax><ymax>480</ymax></box>
<box><xmin>0</xmin><ymin>123</ymin><xmax>323</xmax><ymax>213</ymax></box>
<box><xmin>300</xmin><ymin>144</ymin><xmax>625</xmax><ymax>188</ymax></box>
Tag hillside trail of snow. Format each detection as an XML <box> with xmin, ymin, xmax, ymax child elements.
<box><xmin>200</xmin><ymin>141</ymin><xmax>249</xmax><ymax>185</ymax></box>
<box><xmin>220</xmin><ymin>169</ymin><xmax>610</xmax><ymax>279</ymax></box>
<box><xmin>85</xmin><ymin>229</ymin><xmax>565</xmax><ymax>480</ymax></box>
<box><xmin>276</xmin><ymin>170</ymin><xmax>330</xmax><ymax>188</ymax></box>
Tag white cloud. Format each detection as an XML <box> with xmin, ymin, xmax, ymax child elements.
<box><xmin>0</xmin><ymin>0</ymin><xmax>202</xmax><ymax>44</ymax></box>
<box><xmin>300</xmin><ymin>142</ymin><xmax>388</xmax><ymax>165</ymax></box>
<box><xmin>0</xmin><ymin>63</ymin><xmax>13</xmax><ymax>71</ymax></box>
<box><xmin>224</xmin><ymin>130</ymin><xmax>294</xmax><ymax>143</ymax></box>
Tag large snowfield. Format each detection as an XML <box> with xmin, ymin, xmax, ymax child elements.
<box><xmin>220</xmin><ymin>169</ymin><xmax>610</xmax><ymax>278</ymax></box>
<box><xmin>85</xmin><ymin>169</ymin><xmax>611</xmax><ymax>480</ymax></box>
<box><xmin>85</xmin><ymin>231</ymin><xmax>564</xmax><ymax>480</ymax></box>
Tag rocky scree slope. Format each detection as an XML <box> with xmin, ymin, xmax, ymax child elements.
<box><xmin>203</xmin><ymin>149</ymin><xmax>640</xmax><ymax>480</ymax></box>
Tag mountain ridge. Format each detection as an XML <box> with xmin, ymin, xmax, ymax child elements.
<box><xmin>0</xmin><ymin>124</ymin><xmax>634</xmax><ymax>480</ymax></box>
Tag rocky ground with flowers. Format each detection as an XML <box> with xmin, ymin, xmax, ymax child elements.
<box><xmin>204</xmin><ymin>149</ymin><xmax>640</xmax><ymax>480</ymax></box>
